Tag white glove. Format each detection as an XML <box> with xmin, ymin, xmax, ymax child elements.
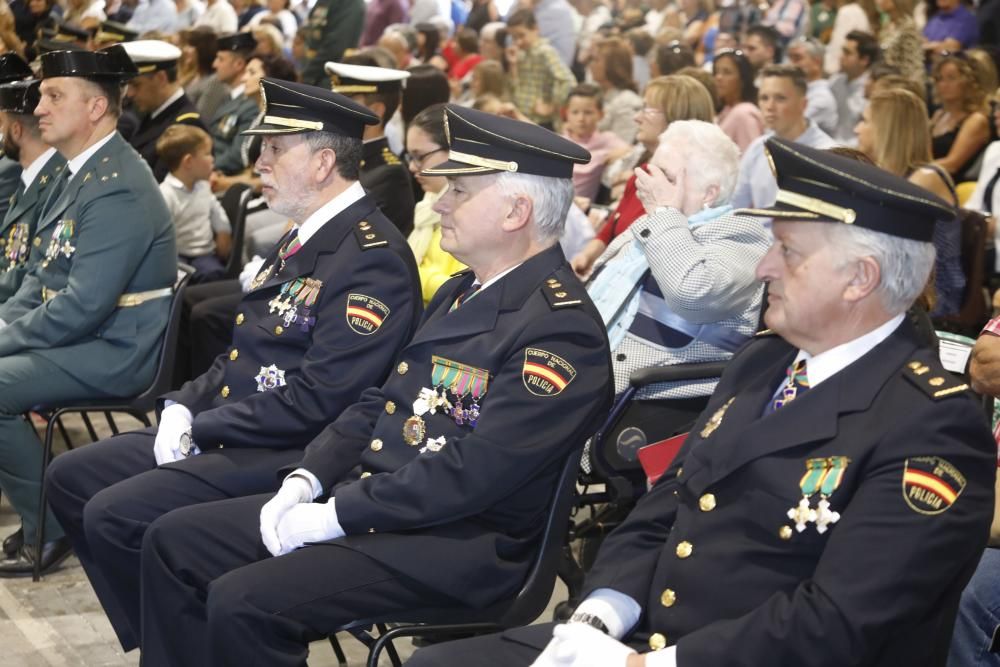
<box><xmin>530</xmin><ymin>624</ymin><xmax>636</xmax><ymax>667</ymax></box>
<box><xmin>274</xmin><ymin>498</ymin><xmax>344</xmax><ymax>555</ymax></box>
<box><xmin>260</xmin><ymin>476</ymin><xmax>314</xmax><ymax>556</ymax></box>
<box><xmin>239</xmin><ymin>255</ymin><xmax>266</xmax><ymax>292</ymax></box>
<box><xmin>153</xmin><ymin>404</ymin><xmax>193</xmax><ymax>465</ymax></box>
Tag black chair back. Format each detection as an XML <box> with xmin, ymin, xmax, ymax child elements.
<box><xmin>221</xmin><ymin>183</ymin><xmax>253</xmax><ymax>279</ymax></box>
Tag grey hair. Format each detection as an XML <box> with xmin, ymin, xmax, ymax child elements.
<box><xmin>494</xmin><ymin>171</ymin><xmax>574</xmax><ymax>243</ymax></box>
<box><xmin>480</xmin><ymin>21</ymin><xmax>506</xmax><ymax>41</ymax></box>
<box><xmin>657</xmin><ymin>120</ymin><xmax>741</xmax><ymax>205</ymax></box>
<box><xmin>791</xmin><ymin>36</ymin><xmax>826</xmax><ymax>63</ymax></box>
<box><xmin>301</xmin><ymin>131</ymin><xmax>363</xmax><ymax>180</ymax></box>
<box><xmin>823</xmin><ymin>223</ymin><xmax>937</xmax><ymax>315</ymax></box>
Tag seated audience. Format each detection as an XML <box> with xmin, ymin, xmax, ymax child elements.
<box><xmin>157</xmin><ymin>124</ymin><xmax>231</xmax><ymax>283</ymax></box>
<box><xmin>588</xmin><ymin>120</ymin><xmax>769</xmax><ymax>448</ymax></box>
<box><xmin>732</xmin><ymin>64</ymin><xmax>836</xmax><ymax>209</ymax></box>
<box><xmin>786</xmin><ymin>37</ymin><xmax>839</xmax><ymax>136</ymax></box>
<box><xmin>405</xmin><ymin>102</ymin><xmax>465</xmax><ymax>304</ymax></box>
<box><xmin>406</xmin><ymin>136</ymin><xmax>996</xmax><ymax>667</ymax></box>
<box><xmin>590</xmin><ymin>37</ymin><xmax>645</xmax><ymax>144</ymax></box>
<box><xmin>713</xmin><ymin>47</ymin><xmax>765</xmax><ymax>152</ymax></box>
<box><xmin>573</xmin><ymin>74</ymin><xmax>715</xmax><ymax>277</ymax></box>
<box><xmin>924</xmin><ymin>0</ymin><xmax>979</xmax><ymax>52</ymax></box>
<box><xmin>878</xmin><ymin>0</ymin><xmax>925</xmax><ymax>84</ymax></box>
<box><xmin>823</xmin><ymin>0</ymin><xmax>875</xmax><ymax>74</ymax></box>
<box><xmin>562</xmin><ymin>84</ymin><xmax>629</xmax><ymax>203</ymax></box>
<box><xmin>505</xmin><ymin>8</ymin><xmax>575</xmax><ymax>128</ymax></box>
<box><xmin>856</xmin><ymin>88</ymin><xmax>965</xmax><ymax>317</ymax></box>
<box><xmin>930</xmin><ymin>52</ymin><xmax>991</xmax><ymax>182</ymax></box>
<box><xmin>829</xmin><ymin>29</ymin><xmax>878</xmax><ymax>145</ymax></box>
<box><xmin>207</xmin><ymin>32</ymin><xmax>260</xmax><ymax>176</ymax></box>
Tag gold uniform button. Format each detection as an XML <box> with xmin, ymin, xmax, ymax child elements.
<box><xmin>676</xmin><ymin>541</ymin><xmax>693</xmax><ymax>559</ymax></box>
<box><xmin>929</xmin><ymin>376</ymin><xmax>945</xmax><ymax>386</ymax></box>
<box><xmin>229</xmin><ymin>349</ymin><xmax>239</xmax><ymax>361</ymax></box>
<box><xmin>274</xmin><ymin>325</ymin><xmax>284</xmax><ymax>335</ymax></box>
<box><xmin>370</xmin><ymin>438</ymin><xmax>383</xmax><ymax>452</ymax></box>
<box><xmin>220</xmin><ymin>386</ymin><xmax>230</xmax><ymax>398</ymax></box>
<box><xmin>649</xmin><ymin>633</ymin><xmax>667</xmax><ymax>651</ymax></box>
<box><xmin>397</xmin><ymin>362</ymin><xmax>408</xmax><ymax>375</ymax></box>
<box><xmin>385</xmin><ymin>401</ymin><xmax>396</xmax><ymax>415</ymax></box>
<box><xmin>555</xmin><ymin>291</ymin><xmax>567</xmax><ymax>298</ymax></box>
<box><xmin>660</xmin><ymin>589</ymin><xmax>676</xmax><ymax>607</ymax></box>
<box><xmin>779</xmin><ymin>525</ymin><xmax>793</xmax><ymax>540</ymax></box>
<box><xmin>360</xmin><ymin>471</ymin><xmax>372</xmax><ymax>479</ymax></box>
<box><xmin>33</xmin><ymin>236</ymin><xmax>41</xmax><ymax>247</ymax></box>
<box><xmin>235</xmin><ymin>313</ymin><xmax>245</xmax><ymax>325</ymax></box>
<box><xmin>699</xmin><ymin>493</ymin><xmax>716</xmax><ymax>512</ymax></box>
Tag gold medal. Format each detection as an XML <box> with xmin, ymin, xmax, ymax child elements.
<box><xmin>402</xmin><ymin>415</ymin><xmax>426</xmax><ymax>446</ymax></box>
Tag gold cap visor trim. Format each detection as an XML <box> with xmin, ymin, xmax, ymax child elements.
<box><xmin>444</xmin><ymin>149</ymin><xmax>518</xmax><ymax>173</ymax></box>
<box><xmin>331</xmin><ymin>84</ymin><xmax>378</xmax><ymax>94</ymax></box>
<box><xmin>261</xmin><ymin>115</ymin><xmax>324</xmax><ymax>131</ymax></box>
<box><xmin>774</xmin><ymin>189</ymin><xmax>857</xmax><ymax>223</ymax></box>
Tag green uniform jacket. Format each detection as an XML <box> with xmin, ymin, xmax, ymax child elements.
<box><xmin>301</xmin><ymin>0</ymin><xmax>365</xmax><ymax>86</ymax></box>
<box><xmin>0</xmin><ymin>150</ymin><xmax>65</xmax><ymax>303</ymax></box>
<box><xmin>0</xmin><ymin>132</ymin><xmax>177</xmax><ymax>396</ymax></box>
<box><xmin>209</xmin><ymin>94</ymin><xmax>259</xmax><ymax>176</ymax></box>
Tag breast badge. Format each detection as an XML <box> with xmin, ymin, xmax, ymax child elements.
<box><xmin>254</xmin><ymin>364</ymin><xmax>287</xmax><ymax>392</ymax></box>
<box><xmin>249</xmin><ymin>264</ymin><xmax>273</xmax><ymax>291</ymax></box>
<box><xmin>346</xmin><ymin>293</ymin><xmax>389</xmax><ymax>335</ymax></box>
<box><xmin>699</xmin><ymin>397</ymin><xmax>734</xmax><ymax>438</ymax></box>
<box><xmin>431</xmin><ymin>356</ymin><xmax>489</xmax><ymax>425</ymax></box>
<box><xmin>42</xmin><ymin>219</ymin><xmax>75</xmax><ymax>267</ymax></box>
<box><xmin>522</xmin><ymin>348</ymin><xmax>575</xmax><ymax>397</ymax></box>
<box><xmin>786</xmin><ymin>456</ymin><xmax>850</xmax><ymax>534</ymax></box>
<box><xmin>902</xmin><ymin>456</ymin><xmax>965</xmax><ymax>515</ymax></box>
<box><xmin>4</xmin><ymin>222</ymin><xmax>30</xmax><ymax>269</ymax></box>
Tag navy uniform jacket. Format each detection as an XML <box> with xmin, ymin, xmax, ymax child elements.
<box><xmin>583</xmin><ymin>321</ymin><xmax>995</xmax><ymax>665</ymax></box>
<box><xmin>292</xmin><ymin>244</ymin><xmax>614</xmax><ymax>608</ymax></box>
<box><xmin>209</xmin><ymin>94</ymin><xmax>259</xmax><ymax>176</ymax></box>
<box><xmin>0</xmin><ymin>133</ymin><xmax>176</xmax><ymax>395</ymax></box>
<box><xmin>160</xmin><ymin>194</ymin><xmax>422</xmax><ymax>494</ymax></box>
<box><xmin>0</xmin><ymin>151</ymin><xmax>65</xmax><ymax>302</ymax></box>
<box><xmin>129</xmin><ymin>93</ymin><xmax>205</xmax><ymax>182</ymax></box>
<box><xmin>360</xmin><ymin>136</ymin><xmax>414</xmax><ymax>237</ymax></box>
<box><xmin>0</xmin><ymin>155</ymin><xmax>21</xmax><ymax>222</ymax></box>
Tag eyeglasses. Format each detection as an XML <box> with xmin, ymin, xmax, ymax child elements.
<box><xmin>406</xmin><ymin>147</ymin><xmax>446</xmax><ymax>167</ymax></box>
<box><xmin>641</xmin><ymin>107</ymin><xmax>665</xmax><ymax>117</ymax></box>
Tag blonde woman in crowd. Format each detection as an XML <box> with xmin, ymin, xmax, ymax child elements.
<box><xmin>856</xmin><ymin>88</ymin><xmax>965</xmax><ymax>316</ymax></box>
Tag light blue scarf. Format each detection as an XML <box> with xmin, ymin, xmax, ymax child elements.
<box><xmin>589</xmin><ymin>204</ymin><xmax>733</xmax><ymax>349</ymax></box>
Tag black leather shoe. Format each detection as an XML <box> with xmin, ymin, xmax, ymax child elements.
<box><xmin>0</xmin><ymin>537</ymin><xmax>72</xmax><ymax>577</ymax></box>
<box><xmin>2</xmin><ymin>527</ymin><xmax>22</xmax><ymax>558</ymax></box>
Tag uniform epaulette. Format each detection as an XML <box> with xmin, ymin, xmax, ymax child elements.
<box><xmin>353</xmin><ymin>220</ymin><xmax>388</xmax><ymax>250</ymax></box>
<box><xmin>175</xmin><ymin>112</ymin><xmax>200</xmax><ymax>123</ymax></box>
<box><xmin>755</xmin><ymin>329</ymin><xmax>777</xmax><ymax>337</ymax></box>
<box><xmin>902</xmin><ymin>358</ymin><xmax>969</xmax><ymax>400</ymax></box>
<box><xmin>85</xmin><ymin>154</ymin><xmax>121</xmax><ymax>186</ymax></box>
<box><xmin>381</xmin><ymin>146</ymin><xmax>401</xmax><ymax>166</ymax></box>
<box><xmin>541</xmin><ymin>276</ymin><xmax>583</xmax><ymax>309</ymax></box>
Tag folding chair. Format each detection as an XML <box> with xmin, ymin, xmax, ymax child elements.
<box><xmin>220</xmin><ymin>183</ymin><xmax>253</xmax><ymax>279</ymax></box>
<box><xmin>29</xmin><ymin>268</ymin><xmax>193</xmax><ymax>580</ymax></box>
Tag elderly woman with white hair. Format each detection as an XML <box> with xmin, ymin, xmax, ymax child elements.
<box><xmin>587</xmin><ymin>119</ymin><xmax>772</xmax><ymax>445</ymax></box>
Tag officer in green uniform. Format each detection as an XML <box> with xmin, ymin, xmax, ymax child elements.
<box><xmin>209</xmin><ymin>33</ymin><xmax>259</xmax><ymax>176</ymax></box>
<box><xmin>121</xmin><ymin>39</ymin><xmax>205</xmax><ymax>181</ymax></box>
<box><xmin>0</xmin><ymin>45</ymin><xmax>176</xmax><ymax>577</ymax></box>
<box><xmin>327</xmin><ymin>59</ymin><xmax>415</xmax><ymax>237</ymax></box>
<box><xmin>0</xmin><ymin>54</ymin><xmax>35</xmax><ymax>247</ymax></box>
<box><xmin>300</xmin><ymin>0</ymin><xmax>364</xmax><ymax>86</ymax></box>
<box><xmin>0</xmin><ymin>72</ymin><xmax>66</xmax><ymax>304</ymax></box>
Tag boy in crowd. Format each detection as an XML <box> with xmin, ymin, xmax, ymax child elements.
<box><xmin>561</xmin><ymin>83</ymin><xmax>628</xmax><ymax>204</ymax></box>
<box><xmin>157</xmin><ymin>124</ymin><xmax>231</xmax><ymax>283</ymax></box>
<box><xmin>505</xmin><ymin>8</ymin><xmax>576</xmax><ymax>129</ymax></box>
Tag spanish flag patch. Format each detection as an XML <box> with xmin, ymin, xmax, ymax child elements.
<box><xmin>902</xmin><ymin>456</ymin><xmax>966</xmax><ymax>515</ymax></box>
<box><xmin>522</xmin><ymin>348</ymin><xmax>576</xmax><ymax>397</ymax></box>
<box><xmin>346</xmin><ymin>293</ymin><xmax>390</xmax><ymax>335</ymax></box>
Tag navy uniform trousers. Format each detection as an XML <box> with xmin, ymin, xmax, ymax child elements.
<box><xmin>137</xmin><ymin>244</ymin><xmax>614</xmax><ymax>667</ymax></box>
<box><xmin>406</xmin><ymin>320</ymin><xmax>997</xmax><ymax>667</ymax></box>
<box><xmin>45</xmin><ymin>194</ymin><xmax>421</xmax><ymax>651</ymax></box>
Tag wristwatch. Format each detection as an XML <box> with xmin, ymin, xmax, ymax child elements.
<box><xmin>179</xmin><ymin>430</ymin><xmax>195</xmax><ymax>458</ymax></box>
<box><xmin>568</xmin><ymin>611</ymin><xmax>610</xmax><ymax>635</ymax></box>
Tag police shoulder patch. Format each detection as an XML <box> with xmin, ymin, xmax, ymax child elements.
<box><xmin>346</xmin><ymin>293</ymin><xmax>390</xmax><ymax>335</ymax></box>
<box><xmin>522</xmin><ymin>347</ymin><xmax>576</xmax><ymax>396</ymax></box>
<box><xmin>902</xmin><ymin>358</ymin><xmax>969</xmax><ymax>400</ymax></box>
<box><xmin>541</xmin><ymin>276</ymin><xmax>582</xmax><ymax>309</ymax></box>
<box><xmin>353</xmin><ymin>221</ymin><xmax>388</xmax><ymax>250</ymax></box>
<box><xmin>902</xmin><ymin>456</ymin><xmax>966</xmax><ymax>515</ymax></box>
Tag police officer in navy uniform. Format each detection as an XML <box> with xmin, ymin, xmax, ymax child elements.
<box><xmin>45</xmin><ymin>78</ymin><xmax>422</xmax><ymax>652</ymax></box>
<box><xmin>0</xmin><ymin>53</ymin><xmax>46</xmax><ymax>269</ymax></box>
<box><xmin>120</xmin><ymin>39</ymin><xmax>205</xmax><ymax>182</ymax></box>
<box><xmin>0</xmin><ymin>45</ymin><xmax>176</xmax><ymax>577</ymax></box>
<box><xmin>327</xmin><ymin>58</ymin><xmax>415</xmax><ymax>236</ymax></box>
<box><xmin>404</xmin><ymin>138</ymin><xmax>998</xmax><ymax>667</ymax></box>
<box><xmin>0</xmin><ymin>67</ymin><xmax>66</xmax><ymax>304</ymax></box>
<box><xmin>137</xmin><ymin>104</ymin><xmax>613</xmax><ymax>667</ymax></box>
<box><xmin>209</xmin><ymin>32</ymin><xmax>259</xmax><ymax>176</ymax></box>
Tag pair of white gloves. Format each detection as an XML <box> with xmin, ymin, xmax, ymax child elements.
<box><xmin>259</xmin><ymin>475</ymin><xmax>344</xmax><ymax>557</ymax></box>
